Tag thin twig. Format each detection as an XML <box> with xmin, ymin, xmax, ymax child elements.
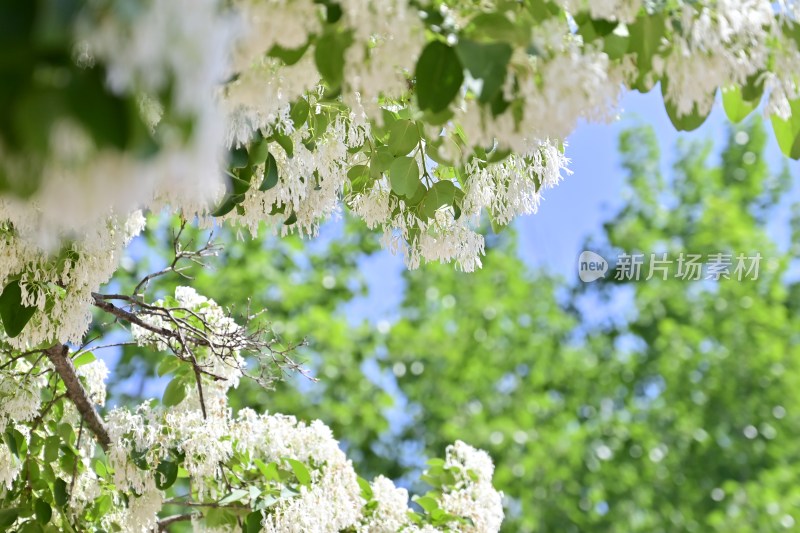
<box><xmin>157</xmin><ymin>513</ymin><xmax>196</xmax><ymax>531</ymax></box>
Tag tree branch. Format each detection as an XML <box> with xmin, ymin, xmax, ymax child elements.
<box><xmin>45</xmin><ymin>344</ymin><xmax>111</xmax><ymax>451</ymax></box>
<box><xmin>91</xmin><ymin>293</ymin><xmax>192</xmax><ymax>343</ymax></box>
<box><xmin>157</xmin><ymin>513</ymin><xmax>195</xmax><ymax>531</ymax></box>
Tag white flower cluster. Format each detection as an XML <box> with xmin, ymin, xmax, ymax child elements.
<box><xmin>0</xmin><ymin>356</ymin><xmax>102</xmax><ymax>514</ymax></box>
<box><xmin>339</xmin><ymin>0</ymin><xmax>425</xmax><ymax>113</ymax></box>
<box><xmin>658</xmin><ymin>0</ymin><xmax>775</xmax><ymax>118</ymax></box>
<box><xmin>227</xmin><ymin>115</ymin><xmax>355</xmax><ymax>239</ymax></box>
<box><xmin>354</xmin><ymin>442</ymin><xmax>504</xmax><ymax>533</ymax></box>
<box><xmin>0</xmin><ymin>359</ymin><xmax>46</xmax><ymax>490</ymax></box>
<box><xmin>347</xmin><ymin>137</ymin><xmax>570</xmax><ymax>272</ymax></box>
<box><xmin>105</xmin><ymin>392</ymin><xmax>505</xmax><ymax>532</ymax></box>
<box><xmin>440</xmin><ymin>441</ymin><xmax>505</xmax><ymax>533</ymax></box>
<box><xmin>0</xmin><ymin>282</ymin><xmax>505</xmax><ymax>531</ymax></box>
<box><xmin>562</xmin><ymin>0</ymin><xmax>643</xmax><ymax>23</ymax></box>
<box><xmin>101</xmin><ymin>288</ymin><xmax>504</xmax><ymax>531</ymax></box>
<box><xmin>374</xmin><ymin>204</ymin><xmax>488</xmax><ymax>272</ymax></box>
<box><xmin>357</xmin><ymin>475</ymin><xmax>412</xmax><ymax>532</ymax></box>
<box><xmin>0</xmin><ymin>367</ymin><xmax>42</xmax><ymax>431</ymax></box>
<box><xmin>224</xmin><ymin>0</ymin><xmax>322</xmax><ymax>146</ymax></box>
<box><xmin>244</xmin><ymin>414</ymin><xmax>365</xmax><ymax>531</ymax></box>
<box><xmin>131</xmin><ymin>286</ymin><xmax>243</xmax><ymax>364</ymax></box>
<box><xmin>463</xmin><ymin>142</ymin><xmax>571</xmax><ymax>226</ymax></box>
<box><xmin>0</xmin><ymin>443</ymin><xmax>20</xmax><ymax>491</ymax></box>
<box><xmin>77</xmin><ymin>358</ymin><xmax>110</xmax><ymax>406</ymax></box>
<box><xmin>0</xmin><ymin>209</ymin><xmax>145</xmax><ymax>348</ymax></box>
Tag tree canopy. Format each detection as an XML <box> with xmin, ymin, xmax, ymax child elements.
<box><xmin>104</xmin><ymin>117</ymin><xmax>799</xmax><ymax>532</ymax></box>
<box><xmin>1</xmin><ymin>0</ymin><xmax>800</xmax><ymax>532</ymax></box>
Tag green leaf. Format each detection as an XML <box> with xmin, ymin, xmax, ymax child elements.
<box><xmin>205</xmin><ymin>508</ymin><xmax>237</xmax><ymax>528</ymax></box>
<box><xmin>4</xmin><ymin>429</ymin><xmax>19</xmax><ymax>457</ymax></box>
<box><xmin>415</xmin><ymin>42</ymin><xmax>464</xmax><ymax>113</ymax></box>
<box><xmin>662</xmin><ymin>81</ymin><xmax>713</xmax><ymax>132</ymax></box>
<box><xmin>162</xmin><ymin>377</ymin><xmax>188</xmax><ymax>407</ymax></box>
<box><xmin>72</xmin><ymin>352</ymin><xmax>95</xmax><ymax>369</ymax></box>
<box><xmin>271</xmin><ymin>132</ymin><xmax>294</xmax><ymax>158</ymax></box>
<box><xmin>34</xmin><ymin>500</ymin><xmax>51</xmax><ymax>524</ymax></box>
<box><xmin>628</xmin><ymin>13</ymin><xmax>665</xmax><ymax>90</ymax></box>
<box><xmin>314</xmin><ymin>30</ymin><xmax>352</xmax><ymax>89</ymax></box>
<box><xmin>357</xmin><ymin>476</ymin><xmax>373</xmax><ymax>500</ymax></box>
<box><xmin>309</xmin><ymin>109</ymin><xmax>332</xmax><ymax>141</ymax></box>
<box><xmin>92</xmin><ymin>458</ymin><xmax>109</xmax><ymax>478</ymax></box>
<box><xmin>56</xmin><ymin>424</ymin><xmax>74</xmax><ymax>448</ymax></box>
<box><xmin>574</xmin><ymin>13</ymin><xmax>598</xmax><ymax>42</ymax></box>
<box><xmin>229</xmin><ymin>147</ymin><xmax>248</xmax><ymax>169</ymax></box>
<box><xmin>43</xmin><ymin>436</ymin><xmax>60</xmax><ymax>463</ymax></box>
<box><xmin>210</xmin><ymin>193</ymin><xmax>245</xmax><ymax>217</ymax></box>
<box><xmin>591</xmin><ymin>18</ymin><xmax>619</xmax><ymax>37</ymax></box>
<box><xmin>722</xmin><ymin>86</ymin><xmax>757</xmax><ymax>124</ymax></box>
<box><xmin>254</xmin><ymin>459</ymin><xmax>280</xmax><ymax>482</ymax></box>
<box><xmin>290</xmin><ymin>99</ymin><xmax>310</xmax><ymax>128</ymax></box>
<box><xmin>370</xmin><ymin>147</ymin><xmax>395</xmax><ymax>179</ymax></box>
<box><xmin>131</xmin><ymin>448</ymin><xmax>150</xmax><ymax>470</ymax></box>
<box><xmin>419</xmin><ymin>180</ymin><xmax>460</xmax><ymax>220</ymax></box>
<box><xmin>465</xmin><ymin>12</ymin><xmax>526</xmax><ymax>45</ymax></box>
<box><xmin>741</xmin><ymin>71</ymin><xmax>765</xmax><ymax>102</ymax></box>
<box><xmin>389</xmin><ymin>157</ymin><xmax>421</xmax><ymax>199</ymax></box>
<box><xmin>248</xmin><ymin>139</ymin><xmax>270</xmax><ymax>166</ymax></box>
<box><xmin>94</xmin><ymin>494</ymin><xmax>112</xmax><ymax>518</ymax></box>
<box><xmin>155</xmin><ymin>460</ymin><xmax>178</xmax><ymax>490</ymax></box>
<box><xmin>156</xmin><ymin>356</ymin><xmax>182</xmax><ymax>377</ymax></box>
<box><xmin>53</xmin><ymin>478</ymin><xmax>68</xmax><ymax>507</ymax></box>
<box><xmin>231</xmin><ymin>170</ymin><xmax>253</xmax><ymax>196</ymax></box>
<box><xmin>387</xmin><ymin>120</ymin><xmax>420</xmax><ymax>156</ymax></box>
<box><xmin>286</xmin><ymin>458</ymin><xmax>311</xmax><ymax>486</ymax></box>
<box><xmin>244</xmin><ymin>511</ymin><xmax>263</xmax><ymax>533</ymax></box>
<box><xmin>455</xmin><ymin>39</ymin><xmax>512</xmax><ymax>103</ymax></box>
<box><xmin>413</xmin><ymin>495</ymin><xmax>440</xmax><ymax>514</ymax></box>
<box><xmin>218</xmin><ymin>489</ymin><xmax>249</xmax><ymax>505</ymax></box>
<box><xmin>422</xmin><ymin>107</ymin><xmax>454</xmax><ymax>126</ymax></box>
<box><xmin>603</xmin><ymin>24</ymin><xmax>629</xmax><ymax>60</ymax></box>
<box><xmin>0</xmin><ymin>279</ymin><xmax>36</xmax><ymax>338</ymax></box>
<box><xmin>770</xmin><ymin>98</ymin><xmax>800</xmax><ymax>160</ymax></box>
<box><xmin>0</xmin><ymin>508</ymin><xmax>18</xmax><ymax>529</ymax></box>
<box><xmin>405</xmin><ymin>182</ymin><xmax>427</xmax><ymax>207</ymax></box>
<box><xmin>260</xmin><ymin>153</ymin><xmax>280</xmax><ymax>191</ymax></box>
<box><xmin>268</xmin><ymin>41</ymin><xmax>311</xmax><ymax>66</ymax></box>
<box><xmin>347</xmin><ymin>164</ymin><xmax>372</xmax><ymax>194</ymax></box>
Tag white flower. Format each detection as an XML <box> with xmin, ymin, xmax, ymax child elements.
<box><xmin>439</xmin><ymin>441</ymin><xmax>505</xmax><ymax>533</ymax></box>
<box><xmin>77</xmin><ymin>359</ymin><xmax>110</xmax><ymax>406</ymax></box>
<box><xmin>0</xmin><ymin>443</ymin><xmax>21</xmax><ymax>490</ymax></box>
<box><xmin>0</xmin><ymin>372</ymin><xmax>41</xmax><ymax>424</ymax></box>
<box><xmin>357</xmin><ymin>476</ymin><xmax>411</xmax><ymax>532</ymax></box>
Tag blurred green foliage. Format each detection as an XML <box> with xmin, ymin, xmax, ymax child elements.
<box><xmin>102</xmin><ymin>117</ymin><xmax>800</xmax><ymax>532</ymax></box>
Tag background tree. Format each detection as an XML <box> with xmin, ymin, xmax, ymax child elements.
<box><xmin>3</xmin><ymin>0</ymin><xmax>800</xmax><ymax>530</ymax></box>
<box><xmin>105</xmin><ymin>117</ymin><xmax>800</xmax><ymax>532</ymax></box>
